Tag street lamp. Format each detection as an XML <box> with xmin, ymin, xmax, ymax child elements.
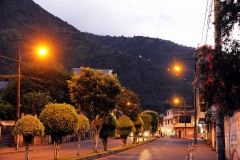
<box><xmin>15</xmin><ymin>48</ymin><xmax>47</xmax><ymax>150</ymax></box>
<box><xmin>173</xmin><ymin>64</ymin><xmax>198</xmax><ymax>144</ymax></box>
<box><xmin>0</xmin><ymin>49</ymin><xmax>47</xmax><ymax>150</ymax></box>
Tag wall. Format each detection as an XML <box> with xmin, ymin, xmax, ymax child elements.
<box><xmin>224</xmin><ymin>112</ymin><xmax>240</xmax><ymax>160</ymax></box>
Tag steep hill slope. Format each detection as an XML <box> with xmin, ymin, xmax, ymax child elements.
<box><xmin>84</xmin><ymin>33</ymin><xmax>196</xmax><ymax>82</ymax></box>
<box><xmin>0</xmin><ymin>0</ymin><xmax>193</xmax><ymax>114</ymax></box>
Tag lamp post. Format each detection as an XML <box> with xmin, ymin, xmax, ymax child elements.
<box><xmin>0</xmin><ymin>48</ymin><xmax>47</xmax><ymax>150</ymax></box>
<box><xmin>15</xmin><ymin>48</ymin><xmax>47</xmax><ymax>150</ymax></box>
<box><xmin>16</xmin><ymin>50</ymin><xmax>21</xmax><ymax>150</ymax></box>
<box><xmin>173</xmin><ymin>63</ymin><xmax>198</xmax><ymax>144</ymax></box>
<box><xmin>193</xmin><ymin>57</ymin><xmax>197</xmax><ymax>145</ymax></box>
<box><xmin>184</xmin><ymin>99</ymin><xmax>187</xmax><ymax>138</ymax></box>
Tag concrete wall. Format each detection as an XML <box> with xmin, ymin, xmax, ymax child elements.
<box><xmin>224</xmin><ymin>112</ymin><xmax>240</xmax><ymax>160</ymax></box>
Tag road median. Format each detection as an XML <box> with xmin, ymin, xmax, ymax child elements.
<box><xmin>59</xmin><ymin>138</ymin><xmax>156</xmax><ymax>160</ymax></box>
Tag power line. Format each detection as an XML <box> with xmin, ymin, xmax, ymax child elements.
<box><xmin>201</xmin><ymin>0</ymin><xmax>210</xmax><ymax>45</ymax></box>
<box><xmin>201</xmin><ymin>0</ymin><xmax>214</xmax><ymax>45</ymax></box>
<box><xmin>205</xmin><ymin>0</ymin><xmax>214</xmax><ymax>45</ymax></box>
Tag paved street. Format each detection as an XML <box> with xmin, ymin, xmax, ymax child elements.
<box><xmin>0</xmin><ymin>138</ymin><xmax>217</xmax><ymax>160</ymax></box>
<box><xmin>97</xmin><ymin>138</ymin><xmax>191</xmax><ymax>160</ymax></box>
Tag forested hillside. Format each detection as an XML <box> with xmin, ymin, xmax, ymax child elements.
<box><xmin>0</xmin><ymin>0</ymin><xmax>194</xmax><ymax>114</ymax></box>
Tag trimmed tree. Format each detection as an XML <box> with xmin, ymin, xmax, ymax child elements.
<box><xmin>77</xmin><ymin>114</ymin><xmax>90</xmax><ymax>156</ymax></box>
<box><xmin>68</xmin><ymin>67</ymin><xmax>121</xmax><ymax>152</ymax></box>
<box><xmin>133</xmin><ymin>114</ymin><xmax>144</xmax><ymax>143</ymax></box>
<box><xmin>39</xmin><ymin>103</ymin><xmax>79</xmax><ymax>159</ymax></box>
<box><xmin>99</xmin><ymin>113</ymin><xmax>118</xmax><ymax>150</ymax></box>
<box><xmin>116</xmin><ymin>87</ymin><xmax>141</xmax><ymax>143</ymax></box>
<box><xmin>141</xmin><ymin>113</ymin><xmax>152</xmax><ymax>141</ymax></box>
<box><xmin>117</xmin><ymin>115</ymin><xmax>134</xmax><ymax>146</ymax></box>
<box><xmin>141</xmin><ymin>110</ymin><xmax>159</xmax><ymax>135</ymax></box>
<box><xmin>141</xmin><ymin>113</ymin><xmax>152</xmax><ymax>131</ymax></box>
<box><xmin>13</xmin><ymin>114</ymin><xmax>44</xmax><ymax>160</ymax></box>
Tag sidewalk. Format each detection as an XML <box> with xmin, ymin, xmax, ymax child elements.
<box><xmin>0</xmin><ymin>139</ymin><xmax>93</xmax><ymax>155</ymax></box>
<box><xmin>190</xmin><ymin>139</ymin><xmax>217</xmax><ymax>160</ymax></box>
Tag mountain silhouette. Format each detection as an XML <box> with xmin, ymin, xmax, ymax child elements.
<box><xmin>0</xmin><ymin>0</ymin><xmax>194</xmax><ymax>114</ymax></box>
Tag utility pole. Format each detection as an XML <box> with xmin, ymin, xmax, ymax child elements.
<box><xmin>193</xmin><ymin>57</ymin><xmax>197</xmax><ymax>145</ymax></box>
<box><xmin>15</xmin><ymin>49</ymin><xmax>21</xmax><ymax>150</ymax></box>
<box><xmin>214</xmin><ymin>0</ymin><xmax>225</xmax><ymax>159</ymax></box>
<box><xmin>178</xmin><ymin>58</ymin><xmax>198</xmax><ymax>144</ymax></box>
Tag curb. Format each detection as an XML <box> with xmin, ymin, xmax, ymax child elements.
<box><xmin>188</xmin><ymin>139</ymin><xmax>193</xmax><ymax>160</ymax></box>
<box><xmin>75</xmin><ymin>138</ymin><xmax>156</xmax><ymax>160</ymax></box>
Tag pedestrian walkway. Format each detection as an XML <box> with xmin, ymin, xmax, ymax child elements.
<box><xmin>0</xmin><ymin>139</ymin><xmax>93</xmax><ymax>155</ymax></box>
<box><xmin>190</xmin><ymin>139</ymin><xmax>217</xmax><ymax>160</ymax></box>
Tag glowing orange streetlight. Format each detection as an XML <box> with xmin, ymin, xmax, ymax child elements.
<box><xmin>174</xmin><ymin>98</ymin><xmax>179</xmax><ymax>104</ymax></box>
<box><xmin>16</xmin><ymin>48</ymin><xmax>47</xmax><ymax>150</ymax></box>
<box><xmin>39</xmin><ymin>48</ymin><xmax>47</xmax><ymax>55</ymax></box>
<box><xmin>174</xmin><ymin>66</ymin><xmax>181</xmax><ymax>71</ymax></box>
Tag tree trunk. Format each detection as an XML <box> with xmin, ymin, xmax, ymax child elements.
<box><xmin>93</xmin><ymin>129</ymin><xmax>100</xmax><ymax>152</ymax></box>
<box><xmin>133</xmin><ymin>133</ymin><xmax>138</xmax><ymax>144</ymax></box>
<box><xmin>92</xmin><ymin>116</ymin><xmax>104</xmax><ymax>152</ymax></box>
<box><xmin>54</xmin><ymin>140</ymin><xmax>61</xmax><ymax>160</ymax></box>
<box><xmin>214</xmin><ymin>0</ymin><xmax>225</xmax><ymax>159</ymax></box>
<box><xmin>25</xmin><ymin>143</ymin><xmax>30</xmax><ymax>160</ymax></box>
<box><xmin>102</xmin><ymin>137</ymin><xmax>108</xmax><ymax>151</ymax></box>
<box><xmin>121</xmin><ymin>137</ymin><xmax>127</xmax><ymax>146</ymax></box>
<box><xmin>77</xmin><ymin>132</ymin><xmax>81</xmax><ymax>156</ymax></box>
<box><xmin>216</xmin><ymin>108</ymin><xmax>225</xmax><ymax>160</ymax></box>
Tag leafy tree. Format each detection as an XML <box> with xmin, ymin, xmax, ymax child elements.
<box><xmin>0</xmin><ymin>97</ymin><xmax>15</xmax><ymax>120</ymax></box>
<box><xmin>116</xmin><ymin>87</ymin><xmax>141</xmax><ymax>121</ymax></box>
<box><xmin>141</xmin><ymin>112</ymin><xmax>152</xmax><ymax>132</ymax></box>
<box><xmin>141</xmin><ymin>110</ymin><xmax>159</xmax><ymax>135</ymax></box>
<box><xmin>116</xmin><ymin>88</ymin><xmax>142</xmax><ymax>143</ymax></box>
<box><xmin>141</xmin><ymin>113</ymin><xmax>152</xmax><ymax>141</ymax></box>
<box><xmin>117</xmin><ymin>115</ymin><xmax>134</xmax><ymax>146</ymax></box>
<box><xmin>76</xmin><ymin>114</ymin><xmax>90</xmax><ymax>156</ymax></box>
<box><xmin>196</xmin><ymin>45</ymin><xmax>240</xmax><ymax>116</ymax></box>
<box><xmin>99</xmin><ymin>113</ymin><xmax>118</xmax><ymax>150</ymax></box>
<box><xmin>2</xmin><ymin>62</ymin><xmax>72</xmax><ymax>107</ymax></box>
<box><xmin>68</xmin><ymin>67</ymin><xmax>121</xmax><ymax>152</ymax></box>
<box><xmin>21</xmin><ymin>61</ymin><xmax>72</xmax><ymax>103</ymax></box>
<box><xmin>21</xmin><ymin>91</ymin><xmax>52</xmax><ymax>116</ymax></box>
<box><xmin>219</xmin><ymin>0</ymin><xmax>240</xmax><ymax>49</ymax></box>
<box><xmin>39</xmin><ymin>103</ymin><xmax>78</xmax><ymax>159</ymax></box>
<box><xmin>13</xmin><ymin>114</ymin><xmax>44</xmax><ymax>160</ymax></box>
<box><xmin>133</xmin><ymin>114</ymin><xmax>144</xmax><ymax>143</ymax></box>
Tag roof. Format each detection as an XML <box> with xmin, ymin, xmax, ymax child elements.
<box><xmin>0</xmin><ymin>120</ymin><xmax>15</xmax><ymax>126</ymax></box>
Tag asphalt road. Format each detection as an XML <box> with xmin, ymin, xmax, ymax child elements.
<box><xmin>97</xmin><ymin>138</ymin><xmax>191</xmax><ymax>160</ymax></box>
